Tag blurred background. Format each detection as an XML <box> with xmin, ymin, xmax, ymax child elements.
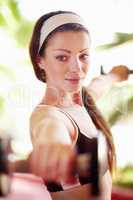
<box><xmin>0</xmin><ymin>0</ymin><xmax>133</xmax><ymax>189</ymax></box>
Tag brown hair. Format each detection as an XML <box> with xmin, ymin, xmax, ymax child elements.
<box><xmin>29</xmin><ymin>10</ymin><xmax>89</xmax><ymax>82</ymax></box>
<box><xmin>82</xmin><ymin>87</ymin><xmax>116</xmax><ymax>173</ymax></box>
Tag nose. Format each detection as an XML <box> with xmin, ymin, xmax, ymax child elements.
<box><xmin>69</xmin><ymin>57</ymin><xmax>82</xmax><ymax>72</ymax></box>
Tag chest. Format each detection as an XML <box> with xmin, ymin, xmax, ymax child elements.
<box><xmin>62</xmin><ymin>107</ymin><xmax>98</xmax><ymax>138</ymax></box>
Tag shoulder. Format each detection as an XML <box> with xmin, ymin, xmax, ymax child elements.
<box><xmin>30</xmin><ymin>105</ymin><xmax>61</xmax><ymax>129</ymax></box>
<box><xmin>30</xmin><ymin>104</ymin><xmax>76</xmax><ymax>141</ymax></box>
<box><xmin>30</xmin><ymin>104</ymin><xmax>59</xmax><ymax>119</ymax></box>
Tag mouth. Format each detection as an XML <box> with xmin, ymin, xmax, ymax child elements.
<box><xmin>65</xmin><ymin>78</ymin><xmax>84</xmax><ymax>84</ymax></box>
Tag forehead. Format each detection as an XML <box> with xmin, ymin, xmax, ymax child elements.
<box><xmin>46</xmin><ymin>31</ymin><xmax>91</xmax><ymax>50</ymax></box>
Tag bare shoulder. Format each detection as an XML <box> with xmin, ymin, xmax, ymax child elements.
<box><xmin>30</xmin><ymin>104</ymin><xmax>76</xmax><ymax>142</ymax></box>
<box><xmin>30</xmin><ymin>104</ymin><xmax>61</xmax><ymax>126</ymax></box>
<box><xmin>30</xmin><ymin>105</ymin><xmax>63</xmax><ymax>140</ymax></box>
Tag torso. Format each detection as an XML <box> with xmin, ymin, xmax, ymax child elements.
<box><xmin>46</xmin><ymin>105</ymin><xmax>102</xmax><ymax>200</ymax></box>
<box><xmin>50</xmin><ymin>183</ymin><xmax>101</xmax><ymax>200</ymax></box>
<box><xmin>31</xmin><ymin>104</ymin><xmax>108</xmax><ymax>200</ymax></box>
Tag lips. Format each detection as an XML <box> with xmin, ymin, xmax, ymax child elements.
<box><xmin>65</xmin><ymin>78</ymin><xmax>80</xmax><ymax>81</ymax></box>
<box><xmin>65</xmin><ymin>77</ymin><xmax>83</xmax><ymax>84</ymax></box>
<box><xmin>65</xmin><ymin>77</ymin><xmax>84</xmax><ymax>81</ymax></box>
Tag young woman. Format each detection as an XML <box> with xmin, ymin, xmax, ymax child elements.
<box><xmin>29</xmin><ymin>10</ymin><xmax>115</xmax><ymax>200</ymax></box>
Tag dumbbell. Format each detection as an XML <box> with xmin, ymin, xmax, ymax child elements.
<box><xmin>0</xmin><ymin>137</ymin><xmax>99</xmax><ymax>197</ymax></box>
<box><xmin>0</xmin><ymin>137</ymin><xmax>12</xmax><ymax>196</ymax></box>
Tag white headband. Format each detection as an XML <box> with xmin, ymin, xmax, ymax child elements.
<box><xmin>39</xmin><ymin>13</ymin><xmax>87</xmax><ymax>52</ymax></box>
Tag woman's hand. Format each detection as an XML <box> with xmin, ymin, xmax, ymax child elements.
<box><xmin>109</xmin><ymin>65</ymin><xmax>130</xmax><ymax>81</ymax></box>
<box><xmin>30</xmin><ymin>142</ymin><xmax>77</xmax><ymax>184</ymax></box>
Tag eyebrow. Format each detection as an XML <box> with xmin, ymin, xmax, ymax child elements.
<box><xmin>53</xmin><ymin>48</ymin><xmax>89</xmax><ymax>53</ymax></box>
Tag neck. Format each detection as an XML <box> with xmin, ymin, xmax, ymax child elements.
<box><xmin>42</xmin><ymin>86</ymin><xmax>84</xmax><ymax>108</ymax></box>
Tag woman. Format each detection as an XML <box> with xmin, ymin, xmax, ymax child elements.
<box><xmin>29</xmin><ymin>11</ymin><xmax>115</xmax><ymax>200</ymax></box>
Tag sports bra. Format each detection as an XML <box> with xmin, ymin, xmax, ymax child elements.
<box><xmin>44</xmin><ymin>108</ymin><xmax>108</xmax><ymax>192</ymax></box>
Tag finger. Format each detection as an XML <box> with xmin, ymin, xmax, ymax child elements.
<box><xmin>30</xmin><ymin>148</ymin><xmax>39</xmax><ymax>175</ymax></box>
<box><xmin>65</xmin><ymin>150</ymin><xmax>77</xmax><ymax>183</ymax></box>
<box><xmin>30</xmin><ymin>144</ymin><xmax>50</xmax><ymax>177</ymax></box>
<box><xmin>43</xmin><ymin>144</ymin><xmax>61</xmax><ymax>182</ymax></box>
<box><xmin>59</xmin><ymin>147</ymin><xmax>77</xmax><ymax>183</ymax></box>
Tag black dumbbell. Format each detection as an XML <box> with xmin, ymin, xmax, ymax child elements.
<box><xmin>0</xmin><ymin>137</ymin><xmax>99</xmax><ymax>197</ymax></box>
<box><xmin>0</xmin><ymin>137</ymin><xmax>12</xmax><ymax>196</ymax></box>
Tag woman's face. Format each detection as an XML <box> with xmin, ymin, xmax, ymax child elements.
<box><xmin>40</xmin><ymin>31</ymin><xmax>91</xmax><ymax>93</ymax></box>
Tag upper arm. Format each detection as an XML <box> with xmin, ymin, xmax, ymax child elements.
<box><xmin>98</xmin><ymin>133</ymin><xmax>112</xmax><ymax>200</ymax></box>
<box><xmin>30</xmin><ymin>106</ymin><xmax>72</xmax><ymax>146</ymax></box>
<box><xmin>101</xmin><ymin>170</ymin><xmax>112</xmax><ymax>200</ymax></box>
<box><xmin>98</xmin><ymin>132</ymin><xmax>108</xmax><ymax>175</ymax></box>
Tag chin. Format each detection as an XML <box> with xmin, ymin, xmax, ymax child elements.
<box><xmin>66</xmin><ymin>85</ymin><xmax>82</xmax><ymax>93</ymax></box>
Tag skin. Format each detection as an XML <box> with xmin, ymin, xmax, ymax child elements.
<box><xmin>88</xmin><ymin>65</ymin><xmax>130</xmax><ymax>100</ymax></box>
<box><xmin>30</xmin><ymin>31</ymin><xmax>112</xmax><ymax>200</ymax></box>
<box><xmin>39</xmin><ymin>31</ymin><xmax>91</xmax><ymax>106</ymax></box>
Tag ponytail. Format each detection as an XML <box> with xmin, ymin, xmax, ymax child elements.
<box><xmin>82</xmin><ymin>87</ymin><xmax>116</xmax><ymax>173</ymax></box>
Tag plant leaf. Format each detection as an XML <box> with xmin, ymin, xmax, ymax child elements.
<box><xmin>7</xmin><ymin>0</ymin><xmax>21</xmax><ymax>21</ymax></box>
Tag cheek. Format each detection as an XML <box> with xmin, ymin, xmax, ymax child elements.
<box><xmin>52</xmin><ymin>62</ymin><xmax>67</xmax><ymax>76</ymax></box>
<box><xmin>84</xmin><ymin>63</ymin><xmax>90</xmax><ymax>73</ymax></box>
<box><xmin>44</xmin><ymin>57</ymin><xmax>68</xmax><ymax>80</ymax></box>
<box><xmin>52</xmin><ymin>65</ymin><xmax>66</xmax><ymax>77</ymax></box>
<box><xmin>46</xmin><ymin>64</ymin><xmax>66</xmax><ymax>80</ymax></box>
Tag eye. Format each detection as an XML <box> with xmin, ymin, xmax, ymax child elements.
<box><xmin>55</xmin><ymin>55</ymin><xmax>68</xmax><ymax>62</ymax></box>
<box><xmin>79</xmin><ymin>54</ymin><xmax>90</xmax><ymax>62</ymax></box>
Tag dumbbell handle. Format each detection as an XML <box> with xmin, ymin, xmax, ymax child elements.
<box><xmin>128</xmin><ymin>69</ymin><xmax>133</xmax><ymax>74</ymax></box>
<box><xmin>10</xmin><ymin>153</ymin><xmax>91</xmax><ymax>175</ymax></box>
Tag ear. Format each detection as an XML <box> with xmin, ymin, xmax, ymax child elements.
<box><xmin>36</xmin><ymin>55</ymin><xmax>45</xmax><ymax>70</ymax></box>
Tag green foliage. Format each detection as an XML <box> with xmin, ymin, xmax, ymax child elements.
<box><xmin>97</xmin><ymin>83</ymin><xmax>133</xmax><ymax>126</ymax></box>
<box><xmin>0</xmin><ymin>0</ymin><xmax>33</xmax><ymax>47</ymax></box>
<box><xmin>0</xmin><ymin>0</ymin><xmax>19</xmax><ymax>28</ymax></box>
<box><xmin>7</xmin><ymin>0</ymin><xmax>21</xmax><ymax>21</ymax></box>
<box><xmin>98</xmin><ymin>32</ymin><xmax>133</xmax><ymax>50</ymax></box>
<box><xmin>0</xmin><ymin>13</ymin><xmax>7</xmax><ymax>27</ymax></box>
<box><xmin>0</xmin><ymin>96</ymin><xmax>5</xmax><ymax>113</ymax></box>
<box><xmin>0</xmin><ymin>0</ymin><xmax>34</xmax><ymax>114</ymax></box>
<box><xmin>15</xmin><ymin>20</ymin><xmax>33</xmax><ymax>48</ymax></box>
<box><xmin>114</xmin><ymin>166</ymin><xmax>133</xmax><ymax>188</ymax></box>
<box><xmin>0</xmin><ymin>65</ymin><xmax>16</xmax><ymax>80</ymax></box>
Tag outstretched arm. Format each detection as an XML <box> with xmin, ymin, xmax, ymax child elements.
<box><xmin>30</xmin><ymin>106</ymin><xmax>77</xmax><ymax>183</ymax></box>
<box><xmin>87</xmin><ymin>65</ymin><xmax>132</xmax><ymax>100</ymax></box>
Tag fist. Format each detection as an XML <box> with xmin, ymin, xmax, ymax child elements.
<box><xmin>109</xmin><ymin>65</ymin><xmax>130</xmax><ymax>81</ymax></box>
<box><xmin>30</xmin><ymin>143</ymin><xmax>77</xmax><ymax>184</ymax></box>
